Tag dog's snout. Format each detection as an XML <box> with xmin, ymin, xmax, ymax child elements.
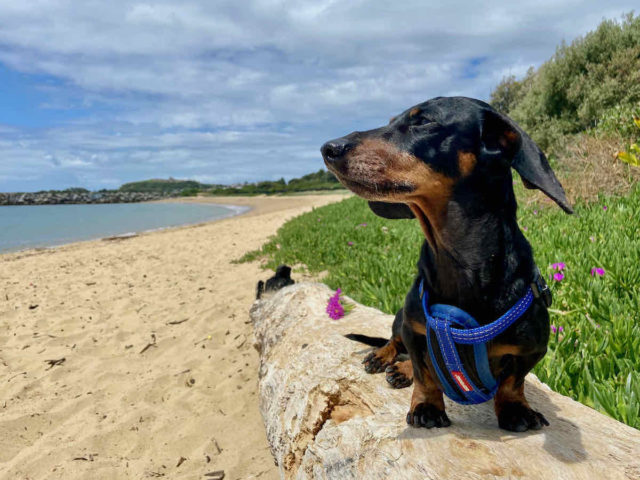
<box><xmin>321</xmin><ymin>138</ymin><xmax>353</xmax><ymax>170</ymax></box>
<box><xmin>321</xmin><ymin>140</ymin><xmax>350</xmax><ymax>159</ymax></box>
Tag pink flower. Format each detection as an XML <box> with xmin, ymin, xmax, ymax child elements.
<box><xmin>553</xmin><ymin>272</ymin><xmax>564</xmax><ymax>282</ymax></box>
<box><xmin>533</xmin><ymin>210</ymin><xmax>538</xmax><ymax>215</ymax></box>
<box><xmin>523</xmin><ymin>226</ymin><xmax>528</xmax><ymax>231</ymax></box>
<box><xmin>551</xmin><ymin>325</ymin><xmax>557</xmax><ymax>334</ymax></box>
<box><xmin>603</xmin><ymin>205</ymin><xmax>608</xmax><ymax>211</ymax></box>
<box><xmin>347</xmin><ymin>241</ymin><xmax>354</xmax><ymax>246</ymax></box>
<box><xmin>326</xmin><ymin>288</ymin><xmax>345</xmax><ymax>320</ymax></box>
<box><xmin>591</xmin><ymin>267</ymin><xmax>605</xmax><ymax>277</ymax></box>
<box><xmin>551</xmin><ymin>262</ymin><xmax>566</xmax><ymax>271</ymax></box>
<box><xmin>357</xmin><ymin>223</ymin><xmax>368</xmax><ymax>228</ymax></box>
<box><xmin>559</xmin><ymin>326</ymin><xmax>564</xmax><ymax>333</ymax></box>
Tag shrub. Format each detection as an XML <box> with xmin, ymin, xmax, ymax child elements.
<box><xmin>180</xmin><ymin>187</ymin><xmax>200</xmax><ymax>196</ymax></box>
<box><xmin>614</xmin><ymin>116</ymin><xmax>640</xmax><ymax>167</ymax></box>
<box><xmin>491</xmin><ymin>13</ymin><xmax>640</xmax><ymax>149</ymax></box>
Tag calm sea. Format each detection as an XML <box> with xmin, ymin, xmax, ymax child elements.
<box><xmin>0</xmin><ymin>202</ymin><xmax>247</xmax><ymax>253</ymax></box>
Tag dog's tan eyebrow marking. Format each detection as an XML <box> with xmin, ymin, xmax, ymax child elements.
<box><xmin>409</xmin><ymin>108</ymin><xmax>421</xmax><ymax>117</ymax></box>
<box><xmin>457</xmin><ymin>151</ymin><xmax>477</xmax><ymax>177</ymax></box>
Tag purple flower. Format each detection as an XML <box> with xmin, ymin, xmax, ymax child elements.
<box><xmin>357</xmin><ymin>223</ymin><xmax>368</xmax><ymax>228</ymax></box>
<box><xmin>326</xmin><ymin>288</ymin><xmax>345</xmax><ymax>320</ymax></box>
<box><xmin>523</xmin><ymin>226</ymin><xmax>529</xmax><ymax>231</ymax></box>
<box><xmin>347</xmin><ymin>241</ymin><xmax>354</xmax><ymax>246</ymax></box>
<box><xmin>559</xmin><ymin>326</ymin><xmax>564</xmax><ymax>333</ymax></box>
<box><xmin>591</xmin><ymin>267</ymin><xmax>605</xmax><ymax>277</ymax></box>
<box><xmin>553</xmin><ymin>272</ymin><xmax>564</xmax><ymax>282</ymax></box>
<box><xmin>551</xmin><ymin>325</ymin><xmax>557</xmax><ymax>334</ymax></box>
<box><xmin>551</xmin><ymin>262</ymin><xmax>566</xmax><ymax>271</ymax></box>
<box><xmin>533</xmin><ymin>210</ymin><xmax>538</xmax><ymax>215</ymax></box>
<box><xmin>589</xmin><ymin>236</ymin><xmax>596</xmax><ymax>242</ymax></box>
<box><xmin>603</xmin><ymin>205</ymin><xmax>608</xmax><ymax>211</ymax></box>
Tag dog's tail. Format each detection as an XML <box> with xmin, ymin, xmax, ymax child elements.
<box><xmin>256</xmin><ymin>280</ymin><xmax>264</xmax><ymax>300</ymax></box>
<box><xmin>344</xmin><ymin>333</ymin><xmax>388</xmax><ymax>347</ymax></box>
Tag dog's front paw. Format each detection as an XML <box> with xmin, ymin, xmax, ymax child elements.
<box><xmin>406</xmin><ymin>403</ymin><xmax>451</xmax><ymax>429</ymax></box>
<box><xmin>363</xmin><ymin>349</ymin><xmax>395</xmax><ymax>374</ymax></box>
<box><xmin>385</xmin><ymin>361</ymin><xmax>413</xmax><ymax>389</ymax></box>
<box><xmin>497</xmin><ymin>402</ymin><xmax>549</xmax><ymax>432</ymax></box>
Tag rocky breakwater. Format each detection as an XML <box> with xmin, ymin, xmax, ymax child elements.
<box><xmin>0</xmin><ymin>191</ymin><xmax>173</xmax><ymax>206</ymax></box>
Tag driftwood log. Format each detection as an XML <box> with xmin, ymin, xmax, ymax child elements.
<box><xmin>250</xmin><ymin>283</ymin><xmax>640</xmax><ymax>479</ymax></box>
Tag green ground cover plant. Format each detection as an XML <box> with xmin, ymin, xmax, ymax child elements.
<box><xmin>242</xmin><ymin>184</ymin><xmax>640</xmax><ymax>429</ymax></box>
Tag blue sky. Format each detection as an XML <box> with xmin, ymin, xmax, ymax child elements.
<box><xmin>0</xmin><ymin>1</ymin><xmax>636</xmax><ymax>192</ymax></box>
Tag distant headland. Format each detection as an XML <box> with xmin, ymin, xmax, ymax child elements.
<box><xmin>0</xmin><ymin>170</ymin><xmax>345</xmax><ymax>206</ymax></box>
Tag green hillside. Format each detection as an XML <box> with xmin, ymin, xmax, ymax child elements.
<box><xmin>119</xmin><ymin>178</ymin><xmax>209</xmax><ymax>193</ymax></box>
<box><xmin>117</xmin><ymin>169</ymin><xmax>343</xmax><ymax>196</ymax></box>
<box><xmin>209</xmin><ymin>169</ymin><xmax>342</xmax><ymax>196</ymax></box>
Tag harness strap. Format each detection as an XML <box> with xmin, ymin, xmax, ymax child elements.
<box><xmin>420</xmin><ymin>274</ymin><xmax>545</xmax><ymax>405</ymax></box>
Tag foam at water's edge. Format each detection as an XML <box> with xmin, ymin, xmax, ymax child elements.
<box><xmin>215</xmin><ymin>204</ymin><xmax>252</xmax><ymax>217</ymax></box>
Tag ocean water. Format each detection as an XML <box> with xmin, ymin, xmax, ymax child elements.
<box><xmin>0</xmin><ymin>202</ymin><xmax>247</xmax><ymax>253</ymax></box>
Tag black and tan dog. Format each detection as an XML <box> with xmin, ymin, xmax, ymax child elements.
<box><xmin>256</xmin><ymin>264</ymin><xmax>295</xmax><ymax>300</ymax></box>
<box><xmin>321</xmin><ymin>97</ymin><xmax>572</xmax><ymax>432</ymax></box>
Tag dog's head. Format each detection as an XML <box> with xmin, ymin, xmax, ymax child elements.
<box><xmin>321</xmin><ymin>97</ymin><xmax>572</xmax><ymax>234</ymax></box>
<box><xmin>275</xmin><ymin>264</ymin><xmax>292</xmax><ymax>279</ymax></box>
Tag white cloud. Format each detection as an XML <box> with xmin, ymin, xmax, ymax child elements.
<box><xmin>0</xmin><ymin>0</ymin><xmax>636</xmax><ymax>190</ymax></box>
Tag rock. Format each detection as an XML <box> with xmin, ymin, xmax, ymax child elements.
<box><xmin>250</xmin><ymin>282</ymin><xmax>640</xmax><ymax>480</ymax></box>
<box><xmin>0</xmin><ymin>190</ymin><xmax>172</xmax><ymax>205</ymax></box>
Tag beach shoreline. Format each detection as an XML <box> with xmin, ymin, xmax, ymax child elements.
<box><xmin>0</xmin><ymin>200</ymin><xmax>251</xmax><ymax>257</ymax></box>
<box><xmin>0</xmin><ymin>192</ymin><xmax>347</xmax><ymax>258</ymax></box>
<box><xmin>0</xmin><ymin>192</ymin><xmax>349</xmax><ymax>479</ymax></box>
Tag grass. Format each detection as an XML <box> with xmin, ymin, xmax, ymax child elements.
<box><xmin>241</xmin><ymin>181</ymin><xmax>640</xmax><ymax>429</ymax></box>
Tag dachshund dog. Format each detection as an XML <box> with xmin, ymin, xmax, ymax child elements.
<box><xmin>256</xmin><ymin>264</ymin><xmax>295</xmax><ymax>300</ymax></box>
<box><xmin>321</xmin><ymin>97</ymin><xmax>572</xmax><ymax>432</ymax></box>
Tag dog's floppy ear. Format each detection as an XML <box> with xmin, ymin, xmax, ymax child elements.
<box><xmin>368</xmin><ymin>201</ymin><xmax>415</xmax><ymax>219</ymax></box>
<box><xmin>481</xmin><ymin>109</ymin><xmax>573</xmax><ymax>214</ymax></box>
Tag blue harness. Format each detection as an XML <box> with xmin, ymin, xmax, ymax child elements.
<box><xmin>419</xmin><ymin>274</ymin><xmax>550</xmax><ymax>405</ymax></box>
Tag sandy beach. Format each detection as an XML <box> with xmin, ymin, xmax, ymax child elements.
<box><xmin>0</xmin><ymin>193</ymin><xmax>348</xmax><ymax>480</ymax></box>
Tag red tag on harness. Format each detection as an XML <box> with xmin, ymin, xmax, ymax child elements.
<box><xmin>451</xmin><ymin>371</ymin><xmax>473</xmax><ymax>392</ymax></box>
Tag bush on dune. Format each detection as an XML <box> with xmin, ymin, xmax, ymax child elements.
<box><xmin>491</xmin><ymin>13</ymin><xmax>640</xmax><ymax>204</ymax></box>
<box><xmin>492</xmin><ymin>13</ymin><xmax>640</xmax><ymax>149</ymax></box>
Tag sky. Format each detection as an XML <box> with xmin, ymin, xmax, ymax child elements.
<box><xmin>0</xmin><ymin>1</ymin><xmax>636</xmax><ymax>192</ymax></box>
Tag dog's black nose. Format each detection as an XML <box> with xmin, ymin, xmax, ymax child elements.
<box><xmin>321</xmin><ymin>138</ymin><xmax>353</xmax><ymax>170</ymax></box>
